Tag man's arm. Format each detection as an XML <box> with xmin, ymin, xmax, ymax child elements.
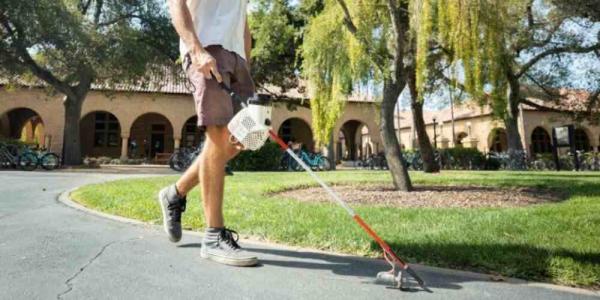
<box><xmin>244</xmin><ymin>19</ymin><xmax>252</xmax><ymax>64</ymax></box>
<box><xmin>168</xmin><ymin>0</ymin><xmax>222</xmax><ymax>81</ymax></box>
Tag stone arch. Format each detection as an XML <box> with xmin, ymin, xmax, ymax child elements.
<box><xmin>130</xmin><ymin>112</ymin><xmax>175</xmax><ymax>158</ymax></box>
<box><xmin>277</xmin><ymin>117</ymin><xmax>314</xmax><ymax>152</ymax></box>
<box><xmin>181</xmin><ymin>115</ymin><xmax>205</xmax><ymax>148</ymax></box>
<box><xmin>531</xmin><ymin>127</ymin><xmax>552</xmax><ymax>154</ymax></box>
<box><xmin>80</xmin><ymin>111</ymin><xmax>122</xmax><ymax>158</ymax></box>
<box><xmin>337</xmin><ymin>119</ymin><xmax>372</xmax><ymax>160</ymax></box>
<box><xmin>574</xmin><ymin>127</ymin><xmax>590</xmax><ymax>151</ymax></box>
<box><xmin>455</xmin><ymin>132</ymin><xmax>468</xmax><ymax>147</ymax></box>
<box><xmin>488</xmin><ymin>128</ymin><xmax>507</xmax><ymax>152</ymax></box>
<box><xmin>0</xmin><ymin>107</ymin><xmax>47</xmax><ymax>148</ymax></box>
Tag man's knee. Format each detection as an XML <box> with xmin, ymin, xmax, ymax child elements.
<box><xmin>203</xmin><ymin>126</ymin><xmax>239</xmax><ymax>161</ymax></box>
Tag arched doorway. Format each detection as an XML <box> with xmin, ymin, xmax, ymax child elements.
<box><xmin>181</xmin><ymin>116</ymin><xmax>205</xmax><ymax>148</ymax></box>
<box><xmin>0</xmin><ymin>108</ymin><xmax>46</xmax><ymax>149</ymax></box>
<box><xmin>455</xmin><ymin>132</ymin><xmax>468</xmax><ymax>148</ymax></box>
<box><xmin>531</xmin><ymin>127</ymin><xmax>552</xmax><ymax>154</ymax></box>
<box><xmin>130</xmin><ymin>113</ymin><xmax>174</xmax><ymax>158</ymax></box>
<box><xmin>80</xmin><ymin>111</ymin><xmax>121</xmax><ymax>158</ymax></box>
<box><xmin>574</xmin><ymin>128</ymin><xmax>590</xmax><ymax>151</ymax></box>
<box><xmin>278</xmin><ymin>118</ymin><xmax>314</xmax><ymax>152</ymax></box>
<box><xmin>488</xmin><ymin>128</ymin><xmax>507</xmax><ymax>152</ymax></box>
<box><xmin>338</xmin><ymin>120</ymin><xmax>370</xmax><ymax>160</ymax></box>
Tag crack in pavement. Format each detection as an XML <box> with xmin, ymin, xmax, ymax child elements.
<box><xmin>56</xmin><ymin>237</ymin><xmax>142</xmax><ymax>299</ymax></box>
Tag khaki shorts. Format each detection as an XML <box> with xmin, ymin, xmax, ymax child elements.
<box><xmin>184</xmin><ymin>45</ymin><xmax>255</xmax><ymax>128</ymax></box>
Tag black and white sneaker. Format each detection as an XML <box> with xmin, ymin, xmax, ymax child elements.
<box><xmin>201</xmin><ymin>228</ymin><xmax>258</xmax><ymax>267</ymax></box>
<box><xmin>157</xmin><ymin>184</ymin><xmax>187</xmax><ymax>243</ymax></box>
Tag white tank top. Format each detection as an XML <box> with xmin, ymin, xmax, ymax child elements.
<box><xmin>180</xmin><ymin>0</ymin><xmax>248</xmax><ymax>60</ymax></box>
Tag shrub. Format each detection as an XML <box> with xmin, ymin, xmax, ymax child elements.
<box><xmin>229</xmin><ymin>142</ymin><xmax>283</xmax><ymax>171</ymax></box>
<box><xmin>402</xmin><ymin>147</ymin><xmax>487</xmax><ymax>170</ymax></box>
<box><xmin>440</xmin><ymin>147</ymin><xmax>486</xmax><ymax>170</ymax></box>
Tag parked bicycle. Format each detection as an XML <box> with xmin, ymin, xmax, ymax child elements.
<box><xmin>169</xmin><ymin>146</ymin><xmax>201</xmax><ymax>172</ymax></box>
<box><xmin>168</xmin><ymin>144</ymin><xmax>233</xmax><ymax>175</ymax></box>
<box><xmin>0</xmin><ymin>142</ymin><xmax>60</xmax><ymax>171</ymax></box>
<box><xmin>281</xmin><ymin>149</ymin><xmax>331</xmax><ymax>171</ymax></box>
<box><xmin>28</xmin><ymin>147</ymin><xmax>61</xmax><ymax>170</ymax></box>
<box><xmin>353</xmin><ymin>153</ymin><xmax>388</xmax><ymax>170</ymax></box>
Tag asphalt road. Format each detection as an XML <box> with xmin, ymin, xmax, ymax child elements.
<box><xmin>0</xmin><ymin>170</ymin><xmax>597</xmax><ymax>299</ymax></box>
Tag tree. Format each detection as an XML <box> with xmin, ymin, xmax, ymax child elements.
<box><xmin>416</xmin><ymin>0</ymin><xmax>600</xmax><ymax>167</ymax></box>
<box><xmin>303</xmin><ymin>0</ymin><xmax>416</xmax><ymax>190</ymax></box>
<box><xmin>0</xmin><ymin>0</ymin><xmax>174</xmax><ymax>165</ymax></box>
<box><xmin>249</xmin><ymin>0</ymin><xmax>324</xmax><ymax>95</ymax></box>
<box><xmin>249</xmin><ymin>0</ymin><xmax>301</xmax><ymax>93</ymax></box>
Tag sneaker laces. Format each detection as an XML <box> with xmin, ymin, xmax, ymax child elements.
<box><xmin>218</xmin><ymin>228</ymin><xmax>241</xmax><ymax>250</ymax></box>
<box><xmin>167</xmin><ymin>196</ymin><xmax>186</xmax><ymax>222</ymax></box>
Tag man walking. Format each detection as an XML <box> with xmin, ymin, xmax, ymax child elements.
<box><xmin>158</xmin><ymin>0</ymin><xmax>257</xmax><ymax>267</ymax></box>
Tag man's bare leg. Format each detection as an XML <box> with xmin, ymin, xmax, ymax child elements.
<box><xmin>199</xmin><ymin>125</ymin><xmax>239</xmax><ymax>227</ymax></box>
<box><xmin>199</xmin><ymin>125</ymin><xmax>256</xmax><ymax>266</ymax></box>
<box><xmin>175</xmin><ymin>156</ymin><xmax>200</xmax><ymax>197</ymax></box>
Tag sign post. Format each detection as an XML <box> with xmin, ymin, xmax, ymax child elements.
<box><xmin>552</xmin><ymin>125</ymin><xmax>577</xmax><ymax>171</ymax></box>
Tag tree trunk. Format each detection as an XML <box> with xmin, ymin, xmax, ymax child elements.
<box><xmin>411</xmin><ymin>100</ymin><xmax>440</xmax><ymax>172</ymax></box>
<box><xmin>62</xmin><ymin>95</ymin><xmax>85</xmax><ymax>165</ymax></box>
<box><xmin>381</xmin><ymin>80</ymin><xmax>412</xmax><ymax>191</ymax></box>
<box><xmin>407</xmin><ymin>65</ymin><xmax>439</xmax><ymax>173</ymax></box>
<box><xmin>504</xmin><ymin>74</ymin><xmax>526</xmax><ymax>169</ymax></box>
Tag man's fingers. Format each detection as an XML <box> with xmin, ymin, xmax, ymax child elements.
<box><xmin>201</xmin><ymin>68</ymin><xmax>212</xmax><ymax>80</ymax></box>
<box><xmin>210</xmin><ymin>63</ymin><xmax>223</xmax><ymax>82</ymax></box>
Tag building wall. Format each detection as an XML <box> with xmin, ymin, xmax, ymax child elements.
<box><xmin>1</xmin><ymin>88</ymin><xmax>382</xmax><ymax>162</ymax></box>
<box><xmin>398</xmin><ymin>108</ymin><xmax>600</xmax><ymax>154</ymax></box>
<box><xmin>0</xmin><ymin>89</ymin><xmax>64</xmax><ymax>153</ymax></box>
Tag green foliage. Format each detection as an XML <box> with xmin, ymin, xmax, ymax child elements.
<box><xmin>249</xmin><ymin>0</ymin><xmax>302</xmax><ymax>91</ymax></box>
<box><xmin>229</xmin><ymin>142</ymin><xmax>283</xmax><ymax>171</ymax></box>
<box><xmin>0</xmin><ymin>0</ymin><xmax>174</xmax><ymax>89</ymax></box>
<box><xmin>440</xmin><ymin>147</ymin><xmax>487</xmax><ymax>169</ymax></box>
<box><xmin>302</xmin><ymin>0</ymin><xmax>390</xmax><ymax>145</ymax></box>
<box><xmin>415</xmin><ymin>0</ymin><xmax>526</xmax><ymax>115</ymax></box>
<box><xmin>404</xmin><ymin>147</ymin><xmax>489</xmax><ymax>170</ymax></box>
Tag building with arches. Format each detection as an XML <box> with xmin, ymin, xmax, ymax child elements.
<box><xmin>0</xmin><ymin>78</ymin><xmax>380</xmax><ymax>164</ymax></box>
<box><xmin>396</xmin><ymin>96</ymin><xmax>600</xmax><ymax>155</ymax></box>
<box><xmin>4</xmin><ymin>77</ymin><xmax>597</xmax><ymax>164</ymax></box>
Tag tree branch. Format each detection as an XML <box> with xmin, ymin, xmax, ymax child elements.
<box><xmin>517</xmin><ymin>42</ymin><xmax>600</xmax><ymax>78</ymax></box>
<box><xmin>335</xmin><ymin>0</ymin><xmax>357</xmax><ymax>33</ymax></box>
<box><xmin>79</xmin><ymin>0</ymin><xmax>92</xmax><ymax>15</ymax></box>
<box><xmin>0</xmin><ymin>14</ymin><xmax>75</xmax><ymax>98</ymax></box>
<box><xmin>386</xmin><ymin>0</ymin><xmax>406</xmax><ymax>81</ymax></box>
<box><xmin>520</xmin><ymin>98</ymin><xmax>577</xmax><ymax>116</ymax></box>
<box><xmin>334</xmin><ymin>0</ymin><xmax>387</xmax><ymax>71</ymax></box>
<box><xmin>93</xmin><ymin>0</ymin><xmax>104</xmax><ymax>25</ymax></box>
<box><xmin>524</xmin><ymin>72</ymin><xmax>561</xmax><ymax>99</ymax></box>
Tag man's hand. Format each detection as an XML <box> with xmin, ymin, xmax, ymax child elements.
<box><xmin>167</xmin><ymin>0</ymin><xmax>222</xmax><ymax>82</ymax></box>
<box><xmin>190</xmin><ymin>46</ymin><xmax>222</xmax><ymax>82</ymax></box>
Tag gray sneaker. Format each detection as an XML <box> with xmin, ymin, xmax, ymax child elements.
<box><xmin>157</xmin><ymin>184</ymin><xmax>187</xmax><ymax>243</ymax></box>
<box><xmin>200</xmin><ymin>228</ymin><xmax>258</xmax><ymax>267</ymax></box>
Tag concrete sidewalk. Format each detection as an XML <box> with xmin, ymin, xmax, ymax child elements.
<box><xmin>0</xmin><ymin>171</ymin><xmax>597</xmax><ymax>299</ymax></box>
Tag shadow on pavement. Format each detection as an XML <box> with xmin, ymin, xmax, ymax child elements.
<box><xmin>179</xmin><ymin>242</ymin><xmax>478</xmax><ymax>292</ymax></box>
<box><xmin>179</xmin><ymin>241</ymin><xmax>600</xmax><ymax>292</ymax></box>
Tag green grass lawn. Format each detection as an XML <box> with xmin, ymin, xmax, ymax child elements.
<box><xmin>70</xmin><ymin>170</ymin><xmax>600</xmax><ymax>288</ymax></box>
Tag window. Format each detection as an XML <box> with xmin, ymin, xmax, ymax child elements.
<box><xmin>182</xmin><ymin>118</ymin><xmax>204</xmax><ymax>148</ymax></box>
<box><xmin>280</xmin><ymin>119</ymin><xmax>292</xmax><ymax>142</ymax></box>
<box><xmin>456</xmin><ymin>132</ymin><xmax>468</xmax><ymax>147</ymax></box>
<box><xmin>94</xmin><ymin>112</ymin><xmax>120</xmax><ymax>147</ymax></box>
<box><xmin>531</xmin><ymin>127</ymin><xmax>552</xmax><ymax>154</ymax></box>
<box><xmin>151</xmin><ymin>124</ymin><xmax>166</xmax><ymax>132</ymax></box>
<box><xmin>574</xmin><ymin>128</ymin><xmax>590</xmax><ymax>151</ymax></box>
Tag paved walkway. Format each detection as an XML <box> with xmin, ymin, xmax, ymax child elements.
<box><xmin>0</xmin><ymin>170</ymin><xmax>597</xmax><ymax>299</ymax></box>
